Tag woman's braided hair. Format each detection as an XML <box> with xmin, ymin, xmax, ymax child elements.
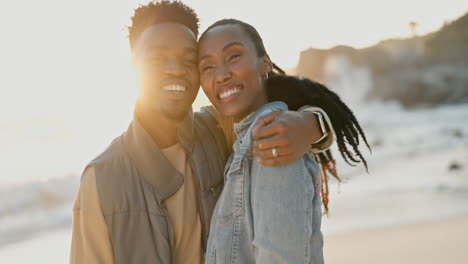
<box><xmin>201</xmin><ymin>18</ymin><xmax>370</xmax><ymax>213</ymax></box>
<box><xmin>265</xmin><ymin>71</ymin><xmax>370</xmax><ymax>213</ymax></box>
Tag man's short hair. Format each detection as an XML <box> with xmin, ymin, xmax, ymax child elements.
<box><xmin>128</xmin><ymin>0</ymin><xmax>199</xmax><ymax>50</ymax></box>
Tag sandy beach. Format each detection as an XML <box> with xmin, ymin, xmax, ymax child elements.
<box><xmin>324</xmin><ymin>214</ymin><xmax>468</xmax><ymax>264</ymax></box>
<box><xmin>0</xmin><ymin>227</ymin><xmax>71</xmax><ymax>263</ymax></box>
<box><xmin>1</xmin><ymin>214</ymin><xmax>467</xmax><ymax>263</ymax></box>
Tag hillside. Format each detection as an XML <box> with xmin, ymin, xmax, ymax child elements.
<box><xmin>296</xmin><ymin>12</ymin><xmax>468</xmax><ymax>107</ymax></box>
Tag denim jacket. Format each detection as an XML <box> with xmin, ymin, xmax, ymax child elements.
<box><xmin>205</xmin><ymin>102</ymin><xmax>324</xmax><ymax>264</ymax></box>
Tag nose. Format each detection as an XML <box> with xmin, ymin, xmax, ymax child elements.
<box><xmin>163</xmin><ymin>58</ymin><xmax>186</xmax><ymax>76</ymax></box>
<box><xmin>215</xmin><ymin>64</ymin><xmax>231</xmax><ymax>84</ymax></box>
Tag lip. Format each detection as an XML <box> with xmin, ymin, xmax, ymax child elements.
<box><xmin>216</xmin><ymin>84</ymin><xmax>243</xmax><ymax>103</ymax></box>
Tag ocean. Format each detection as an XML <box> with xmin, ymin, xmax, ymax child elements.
<box><xmin>0</xmin><ymin>91</ymin><xmax>212</xmax><ymax>247</ymax></box>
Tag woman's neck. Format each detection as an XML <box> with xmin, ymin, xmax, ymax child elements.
<box><xmin>234</xmin><ymin>91</ymin><xmax>268</xmax><ymax>123</ymax></box>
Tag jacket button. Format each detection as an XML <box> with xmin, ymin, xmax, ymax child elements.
<box><xmin>209</xmin><ymin>188</ymin><xmax>216</xmax><ymax>195</ymax></box>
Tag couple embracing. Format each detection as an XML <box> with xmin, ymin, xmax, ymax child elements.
<box><xmin>70</xmin><ymin>1</ymin><xmax>368</xmax><ymax>263</ymax></box>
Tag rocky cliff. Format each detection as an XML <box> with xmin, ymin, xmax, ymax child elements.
<box><xmin>296</xmin><ymin>12</ymin><xmax>468</xmax><ymax>107</ymax></box>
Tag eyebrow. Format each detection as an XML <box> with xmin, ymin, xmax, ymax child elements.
<box><xmin>199</xmin><ymin>41</ymin><xmax>244</xmax><ymax>62</ymax></box>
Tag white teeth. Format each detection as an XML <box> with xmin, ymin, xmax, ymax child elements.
<box><xmin>219</xmin><ymin>87</ymin><xmax>240</xmax><ymax>100</ymax></box>
<box><xmin>163</xmin><ymin>85</ymin><xmax>186</xmax><ymax>92</ymax></box>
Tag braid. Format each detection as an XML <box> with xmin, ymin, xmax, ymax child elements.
<box><xmin>265</xmin><ymin>72</ymin><xmax>371</xmax><ymax>214</ymax></box>
<box><xmin>316</xmin><ymin>149</ymin><xmax>340</xmax><ymax>213</ymax></box>
<box><xmin>272</xmin><ymin>63</ymin><xmax>286</xmax><ymax>75</ymax></box>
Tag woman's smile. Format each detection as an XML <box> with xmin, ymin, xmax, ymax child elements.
<box><xmin>198</xmin><ymin>24</ymin><xmax>270</xmax><ymax>120</ymax></box>
<box><xmin>217</xmin><ymin>84</ymin><xmax>242</xmax><ymax>102</ymax></box>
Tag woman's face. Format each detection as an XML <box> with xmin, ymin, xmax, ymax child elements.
<box><xmin>198</xmin><ymin>24</ymin><xmax>271</xmax><ymax>120</ymax></box>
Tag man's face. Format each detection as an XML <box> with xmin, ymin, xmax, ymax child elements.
<box><xmin>133</xmin><ymin>23</ymin><xmax>199</xmax><ymax>121</ymax></box>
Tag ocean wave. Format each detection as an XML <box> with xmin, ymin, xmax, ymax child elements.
<box><xmin>0</xmin><ymin>175</ymin><xmax>79</xmax><ymax>246</ymax></box>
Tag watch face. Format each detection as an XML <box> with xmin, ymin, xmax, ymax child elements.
<box><xmin>312</xmin><ymin>111</ymin><xmax>328</xmax><ymax>145</ymax></box>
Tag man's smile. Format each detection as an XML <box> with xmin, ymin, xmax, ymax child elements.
<box><xmin>163</xmin><ymin>84</ymin><xmax>186</xmax><ymax>92</ymax></box>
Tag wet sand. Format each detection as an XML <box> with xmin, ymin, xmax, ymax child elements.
<box><xmin>324</xmin><ymin>214</ymin><xmax>468</xmax><ymax>264</ymax></box>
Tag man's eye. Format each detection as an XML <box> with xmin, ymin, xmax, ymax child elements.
<box><xmin>149</xmin><ymin>56</ymin><xmax>164</xmax><ymax>65</ymax></box>
<box><xmin>185</xmin><ymin>57</ymin><xmax>197</xmax><ymax>64</ymax></box>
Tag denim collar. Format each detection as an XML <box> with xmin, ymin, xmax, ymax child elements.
<box><xmin>233</xmin><ymin>101</ymin><xmax>287</xmax><ymax>141</ymax></box>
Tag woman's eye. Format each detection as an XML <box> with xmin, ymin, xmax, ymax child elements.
<box><xmin>228</xmin><ymin>54</ymin><xmax>240</xmax><ymax>62</ymax></box>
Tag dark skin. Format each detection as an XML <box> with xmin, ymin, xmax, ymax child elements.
<box><xmin>199</xmin><ymin>24</ymin><xmax>324</xmax><ymax>164</ymax></box>
<box><xmin>133</xmin><ymin>22</ymin><xmax>323</xmax><ymax>163</ymax></box>
<box><xmin>133</xmin><ymin>23</ymin><xmax>199</xmax><ymax>148</ymax></box>
<box><xmin>252</xmin><ymin>110</ymin><xmax>321</xmax><ymax>165</ymax></box>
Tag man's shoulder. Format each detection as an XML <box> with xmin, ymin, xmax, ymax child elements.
<box><xmin>83</xmin><ymin>134</ymin><xmax>134</xmax><ymax>184</ymax></box>
<box><xmin>193</xmin><ymin>107</ymin><xmax>225</xmax><ymax>140</ymax></box>
<box><xmin>88</xmin><ymin>135</ymin><xmax>126</xmax><ymax>167</ymax></box>
<box><xmin>81</xmin><ymin>134</ymin><xmax>146</xmax><ymax>214</ymax></box>
<box><xmin>193</xmin><ymin>106</ymin><xmax>218</xmax><ymax>128</ymax></box>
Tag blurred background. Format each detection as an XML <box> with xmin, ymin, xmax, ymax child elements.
<box><xmin>0</xmin><ymin>0</ymin><xmax>467</xmax><ymax>263</ymax></box>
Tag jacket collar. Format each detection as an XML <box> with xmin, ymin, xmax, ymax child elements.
<box><xmin>122</xmin><ymin>110</ymin><xmax>195</xmax><ymax>204</ymax></box>
<box><xmin>233</xmin><ymin>101</ymin><xmax>287</xmax><ymax>140</ymax></box>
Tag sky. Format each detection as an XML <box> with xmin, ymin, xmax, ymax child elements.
<box><xmin>0</xmin><ymin>0</ymin><xmax>466</xmax><ymax>120</ymax></box>
<box><xmin>0</xmin><ymin>0</ymin><xmax>466</xmax><ymax>182</ymax></box>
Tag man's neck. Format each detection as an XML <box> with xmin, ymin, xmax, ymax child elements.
<box><xmin>135</xmin><ymin>103</ymin><xmax>178</xmax><ymax>149</ymax></box>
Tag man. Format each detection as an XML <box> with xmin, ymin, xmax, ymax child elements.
<box><xmin>70</xmin><ymin>1</ymin><xmax>334</xmax><ymax>263</ymax></box>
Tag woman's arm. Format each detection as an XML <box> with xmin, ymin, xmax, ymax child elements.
<box><xmin>251</xmin><ymin>109</ymin><xmax>334</xmax><ymax>166</ymax></box>
<box><xmin>202</xmin><ymin>105</ymin><xmax>334</xmax><ymax>165</ymax></box>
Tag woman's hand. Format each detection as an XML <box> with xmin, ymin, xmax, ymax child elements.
<box><xmin>251</xmin><ymin>109</ymin><xmax>322</xmax><ymax>166</ymax></box>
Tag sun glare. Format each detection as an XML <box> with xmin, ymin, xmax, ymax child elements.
<box><xmin>0</xmin><ymin>0</ymin><xmax>466</xmax><ymax>181</ymax></box>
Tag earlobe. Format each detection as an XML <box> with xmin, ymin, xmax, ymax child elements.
<box><xmin>262</xmin><ymin>55</ymin><xmax>273</xmax><ymax>76</ymax></box>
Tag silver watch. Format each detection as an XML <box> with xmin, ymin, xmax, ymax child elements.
<box><xmin>311</xmin><ymin>111</ymin><xmax>328</xmax><ymax>145</ymax></box>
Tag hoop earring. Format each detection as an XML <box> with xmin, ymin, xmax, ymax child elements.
<box><xmin>264</xmin><ymin>72</ymin><xmax>269</xmax><ymax>81</ymax></box>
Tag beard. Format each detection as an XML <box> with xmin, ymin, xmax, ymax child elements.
<box><xmin>160</xmin><ymin>103</ymin><xmax>191</xmax><ymax>121</ymax></box>
<box><xmin>136</xmin><ymin>96</ymin><xmax>191</xmax><ymax>122</ymax></box>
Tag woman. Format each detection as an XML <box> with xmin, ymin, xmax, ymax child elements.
<box><xmin>198</xmin><ymin>19</ymin><xmax>368</xmax><ymax>264</ymax></box>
